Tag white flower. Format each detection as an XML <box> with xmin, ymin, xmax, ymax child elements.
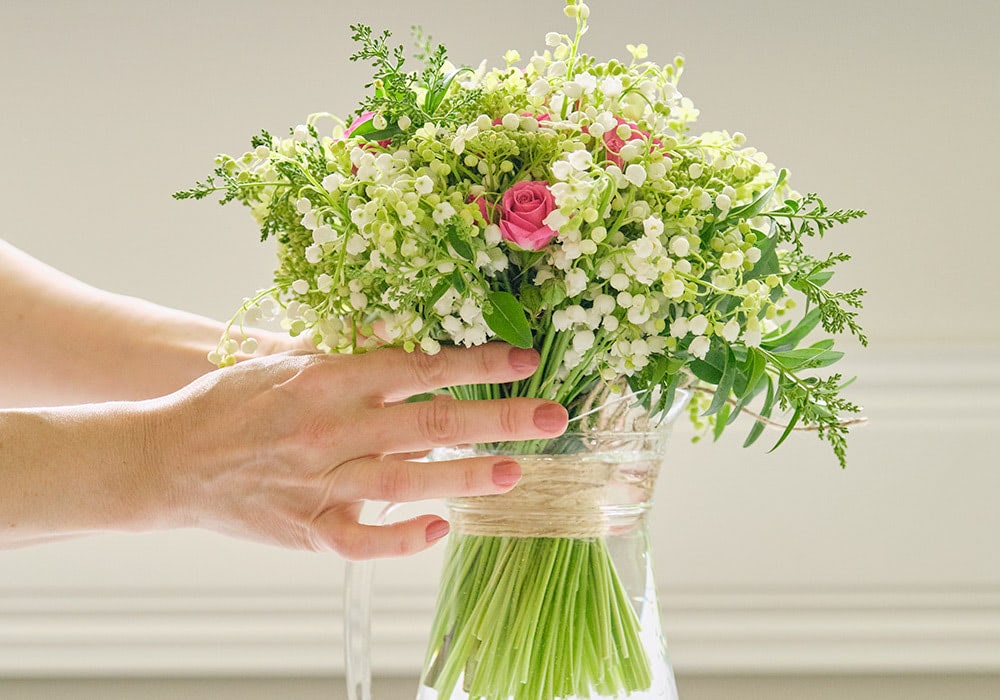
<box><xmin>552</xmin><ymin>309</ymin><xmax>571</xmax><ymax>331</ymax></box>
<box><xmin>414</xmin><ymin>174</ymin><xmax>434</xmax><ymax>195</ymax></box>
<box><xmin>689</xmin><ymin>335</ymin><xmax>711</xmax><ymax>359</ymax></box>
<box><xmin>663</xmin><ymin>278</ymin><xmax>685</xmax><ymax>298</ymax></box>
<box><xmin>720</xmin><ymin>250</ymin><xmax>745</xmax><ymax>269</ymax></box>
<box><xmin>576</xmin><ymin>72</ymin><xmax>597</xmax><ymax>93</ymax></box>
<box><xmin>565</xmin><ymin>268</ymin><xmax>588</xmax><ymax>297</ymax></box>
<box><xmin>397</xmin><ymin>114</ymin><xmax>412</xmax><ymax>130</ymax></box>
<box><xmin>419</xmin><ymin>336</ymin><xmax>441</xmax><ymax>354</ymax></box>
<box><xmin>670</xmin><ymin>317</ymin><xmax>689</xmax><ymax>338</ymax></box>
<box><xmin>433</xmin><ymin>202</ymin><xmax>457</xmax><ymax>224</ymax></box>
<box><xmin>601</xmin><ymin>75</ymin><xmax>623</xmax><ymax>97</ymax></box>
<box><xmin>696</xmin><ymin>190</ymin><xmax>713</xmax><ymax>210</ymax></box>
<box><xmin>593</xmin><ymin>294</ymin><xmax>615</xmax><ymax>314</ymax></box>
<box><xmin>624</xmin><ymin>164</ymin><xmax>647</xmax><ymax>187</ymax></box>
<box><xmin>609</xmin><ymin>273</ymin><xmax>630</xmax><ymax>291</ymax></box>
<box><xmin>545</xmin><ymin>32</ymin><xmax>562</xmax><ymax>47</ymax></box>
<box><xmin>543</xmin><ymin>208</ymin><xmax>570</xmax><ymax>231</ymax></box>
<box><xmin>715</xmin><ymin>193</ymin><xmax>732</xmax><ymax>213</ymax></box>
<box><xmin>746</xmin><ymin>247</ymin><xmax>762</xmax><ymax>263</ymax></box>
<box><xmin>643</xmin><ymin>215</ymin><xmax>664</xmax><ymax>237</ymax></box>
<box><xmin>322</xmin><ymin>173</ymin><xmax>344</xmax><ymax>192</ymax></box>
<box><xmin>291</xmin><ymin>279</ymin><xmax>310</xmax><ymax>295</ymax></box>
<box><xmin>293</xmin><ymin>124</ymin><xmax>309</xmax><ymax>142</ymax></box>
<box><xmin>305</xmin><ymin>244</ymin><xmax>323</xmax><ymax>264</ymax></box>
<box><xmin>573</xmin><ymin>329</ymin><xmax>596</xmax><ymax>353</ymax></box>
<box><xmin>688</xmin><ymin>163</ymin><xmax>703</xmax><ymax>179</ymax></box>
<box><xmin>295</xmin><ymin>197</ymin><xmax>312</xmax><ymax>214</ymax></box>
<box><xmin>346</xmin><ymin>234</ymin><xmax>367</xmax><ymax>255</ymax></box>
<box><xmin>501</xmin><ymin>113</ymin><xmax>520</xmax><ymax>130</ymax></box>
<box><xmin>721</xmin><ymin>318</ymin><xmax>741</xmax><ymax>342</ymax></box>
<box><xmin>567</xmin><ymin>149</ymin><xmax>592</xmax><ymax>171</ymax></box>
<box><xmin>669</xmin><ymin>235</ymin><xmax>690</xmax><ymax>257</ymax></box>
<box><xmin>688</xmin><ymin>314</ymin><xmax>709</xmax><ymax>336</ymax></box>
<box><xmin>529</xmin><ymin>78</ymin><xmax>551</xmax><ymax>99</ymax></box>
<box><xmin>317</xmin><ymin>273</ymin><xmax>333</xmax><ymax>293</ymax></box>
<box><xmin>562</xmin><ymin>81</ymin><xmax>584</xmax><ymax>99</ymax></box>
<box><xmin>301</xmin><ymin>211</ymin><xmax>319</xmax><ymax>230</ymax></box>
<box><xmin>459</xmin><ymin>298</ymin><xmax>481</xmax><ymax>323</ymax></box>
<box><xmin>551</xmin><ymin>159</ymin><xmax>573</xmax><ymax>181</ymax></box>
<box><xmin>647</xmin><ymin>161</ymin><xmax>667</xmax><ymax>180</ymax></box>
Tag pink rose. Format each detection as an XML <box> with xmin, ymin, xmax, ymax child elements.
<box><xmin>498</xmin><ymin>181</ymin><xmax>558</xmax><ymax>251</ymax></box>
<box><xmin>602</xmin><ymin>118</ymin><xmax>647</xmax><ymax>168</ymax></box>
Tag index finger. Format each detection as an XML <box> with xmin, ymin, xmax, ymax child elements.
<box><xmin>355</xmin><ymin>343</ymin><xmax>540</xmax><ymax>402</ymax></box>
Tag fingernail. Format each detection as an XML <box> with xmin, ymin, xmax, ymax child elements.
<box><xmin>425</xmin><ymin>519</ymin><xmax>450</xmax><ymax>543</ymax></box>
<box><xmin>533</xmin><ymin>403</ymin><xmax>568</xmax><ymax>433</ymax></box>
<box><xmin>509</xmin><ymin>347</ymin><xmax>540</xmax><ymax>373</ymax></box>
<box><xmin>492</xmin><ymin>460</ymin><xmax>522</xmax><ymax>488</ymax></box>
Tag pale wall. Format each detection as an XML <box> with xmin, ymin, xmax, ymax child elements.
<box><xmin>1</xmin><ymin>0</ymin><xmax>998</xmax><ymax>698</ymax></box>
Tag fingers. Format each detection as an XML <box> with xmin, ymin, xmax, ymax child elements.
<box><xmin>311</xmin><ymin>511</ymin><xmax>452</xmax><ymax>560</ymax></box>
<box><xmin>353</xmin><ymin>343</ymin><xmax>541</xmax><ymax>402</ymax></box>
<box><xmin>331</xmin><ymin>454</ymin><xmax>523</xmax><ymax>503</ymax></box>
<box><xmin>360</xmin><ymin>397</ymin><xmax>568</xmax><ymax>454</ymax></box>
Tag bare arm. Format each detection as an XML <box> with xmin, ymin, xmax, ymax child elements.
<box><xmin>0</xmin><ymin>239</ymin><xmax>288</xmax><ymax>407</ymax></box>
<box><xmin>0</xmin><ymin>347</ymin><xmax>566</xmax><ymax>555</ymax></box>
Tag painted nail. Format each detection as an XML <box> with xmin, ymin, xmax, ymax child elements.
<box><xmin>492</xmin><ymin>460</ymin><xmax>522</xmax><ymax>489</ymax></box>
<box><xmin>509</xmin><ymin>347</ymin><xmax>540</xmax><ymax>372</ymax></box>
<box><xmin>533</xmin><ymin>403</ymin><xmax>568</xmax><ymax>433</ymax></box>
<box><xmin>425</xmin><ymin>519</ymin><xmax>451</xmax><ymax>543</ymax></box>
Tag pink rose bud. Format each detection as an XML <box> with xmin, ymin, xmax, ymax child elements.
<box><xmin>498</xmin><ymin>181</ymin><xmax>559</xmax><ymax>251</ymax></box>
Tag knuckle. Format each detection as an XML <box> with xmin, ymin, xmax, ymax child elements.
<box><xmin>408</xmin><ymin>350</ymin><xmax>450</xmax><ymax>389</ymax></box>
<box><xmin>498</xmin><ymin>401</ymin><xmax>523</xmax><ymax>437</ymax></box>
<box><xmin>377</xmin><ymin>464</ymin><xmax>420</xmax><ymax>502</ymax></box>
<box><xmin>416</xmin><ymin>400</ymin><xmax>463</xmax><ymax>446</ymax></box>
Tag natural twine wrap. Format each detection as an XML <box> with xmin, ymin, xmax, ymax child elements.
<box><xmin>448</xmin><ymin>451</ymin><xmax>662</xmax><ymax>539</ymax></box>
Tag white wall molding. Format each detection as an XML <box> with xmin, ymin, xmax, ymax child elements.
<box><xmin>2</xmin><ymin>584</ymin><xmax>999</xmax><ymax>677</ymax></box>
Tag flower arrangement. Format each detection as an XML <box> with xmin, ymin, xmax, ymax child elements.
<box><xmin>177</xmin><ymin>2</ymin><xmax>867</xmax><ymax>697</ymax></box>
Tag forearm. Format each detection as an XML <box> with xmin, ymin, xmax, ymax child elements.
<box><xmin>0</xmin><ymin>240</ymin><xmax>243</xmax><ymax>406</ymax></box>
<box><xmin>0</xmin><ymin>403</ymin><xmax>176</xmax><ymax>548</ymax></box>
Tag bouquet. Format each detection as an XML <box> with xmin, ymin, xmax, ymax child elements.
<box><xmin>177</xmin><ymin>2</ymin><xmax>867</xmax><ymax>696</ymax></box>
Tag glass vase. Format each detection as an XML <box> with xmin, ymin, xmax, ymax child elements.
<box><xmin>415</xmin><ymin>422</ymin><xmax>682</xmax><ymax>700</ymax></box>
<box><xmin>344</xmin><ymin>391</ymin><xmax>688</xmax><ymax>700</ymax></box>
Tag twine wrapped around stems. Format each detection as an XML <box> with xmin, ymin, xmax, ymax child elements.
<box><xmin>447</xmin><ymin>439</ymin><xmax>665</xmax><ymax>539</ymax></box>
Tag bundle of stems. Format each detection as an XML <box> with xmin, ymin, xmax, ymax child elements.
<box><xmin>421</xmin><ymin>533</ymin><xmax>651</xmax><ymax>699</ymax></box>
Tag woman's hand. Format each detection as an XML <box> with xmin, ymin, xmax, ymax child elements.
<box><xmin>146</xmin><ymin>343</ymin><xmax>567</xmax><ymax>559</ymax></box>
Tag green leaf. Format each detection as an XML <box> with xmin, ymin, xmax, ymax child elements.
<box><xmin>704</xmin><ymin>347</ymin><xmax>736</xmax><ymax>417</ymax></box>
<box><xmin>728</xmin><ymin>168</ymin><xmax>787</xmax><ymax>221</ymax></box>
<box><xmin>744</xmin><ymin>230</ymin><xmax>780</xmax><ymax>281</ymax></box>
<box><xmin>762</xmin><ymin>307</ymin><xmax>823</xmax><ymax>352</ymax></box>
<box><xmin>450</xmin><ymin>269</ymin><xmax>466</xmax><ymax>293</ymax></box>
<box><xmin>425</xmin><ymin>67</ymin><xmax>473</xmax><ymax>115</ymax></box>
<box><xmin>447</xmin><ymin>226</ymin><xmax>473</xmax><ymax>261</ymax></box>
<box><xmin>425</xmin><ymin>280</ymin><xmax>451</xmax><ymax>309</ymax></box>
<box><xmin>743</xmin><ymin>376</ymin><xmax>775</xmax><ymax>448</ymax></box>
<box><xmin>483</xmin><ymin>291</ymin><xmax>533</xmax><ymax>349</ymax></box>
<box><xmin>713</xmin><ymin>403</ymin><xmax>731</xmax><ymax>441</ymax></box>
<box><xmin>768</xmin><ymin>405</ymin><xmax>801</xmax><ymax>454</ymax></box>
<box><xmin>769</xmin><ymin>347</ymin><xmax>844</xmax><ymax>370</ymax></box>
